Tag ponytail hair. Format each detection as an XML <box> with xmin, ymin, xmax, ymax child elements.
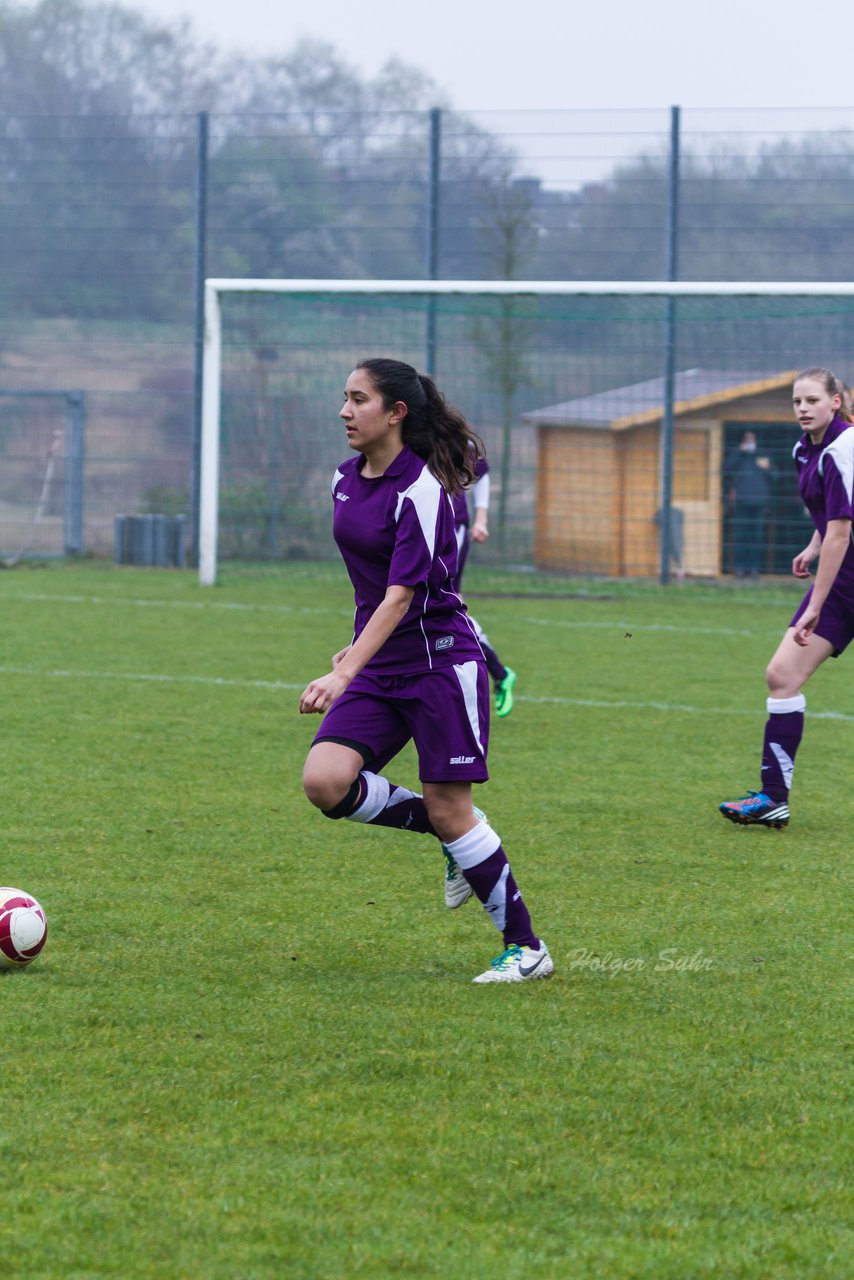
<box><xmin>795</xmin><ymin>367</ymin><xmax>852</xmax><ymax>421</ymax></box>
<box><xmin>355</xmin><ymin>357</ymin><xmax>484</xmax><ymax>492</ymax></box>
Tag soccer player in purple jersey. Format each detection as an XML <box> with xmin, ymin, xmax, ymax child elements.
<box><xmin>720</xmin><ymin>367</ymin><xmax>854</xmax><ymax>829</ymax></box>
<box><xmin>451</xmin><ymin>455</ymin><xmax>517</xmax><ymax>717</ymax></box>
<box><xmin>299</xmin><ymin>358</ymin><xmax>553</xmax><ymax>983</ymax></box>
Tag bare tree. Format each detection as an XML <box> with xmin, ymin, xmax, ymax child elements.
<box><xmin>471</xmin><ymin>175</ymin><xmax>539</xmax><ymax>552</ymax></box>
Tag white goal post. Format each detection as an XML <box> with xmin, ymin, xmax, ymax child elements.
<box><xmin>200</xmin><ymin>277</ymin><xmax>854</xmax><ymax>585</ymax></box>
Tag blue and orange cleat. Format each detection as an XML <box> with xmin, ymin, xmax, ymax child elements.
<box><xmin>719</xmin><ymin>790</ymin><xmax>789</xmax><ymax>829</ymax></box>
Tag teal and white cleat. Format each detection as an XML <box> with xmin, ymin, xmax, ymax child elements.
<box><xmin>472</xmin><ymin>942</ymin><xmax>554</xmax><ymax>984</ymax></box>
<box><xmin>441</xmin><ymin>805</ymin><xmax>486</xmax><ymax>909</ymax></box>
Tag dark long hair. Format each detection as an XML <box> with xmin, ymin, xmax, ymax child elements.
<box><xmin>355</xmin><ymin>357</ymin><xmax>484</xmax><ymax>493</ymax></box>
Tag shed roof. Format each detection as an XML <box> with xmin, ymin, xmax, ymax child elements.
<box><xmin>523</xmin><ymin>368</ymin><xmax>797</xmax><ymax>432</ymax></box>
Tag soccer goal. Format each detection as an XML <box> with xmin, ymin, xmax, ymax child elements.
<box><xmin>0</xmin><ymin>388</ymin><xmax>86</xmax><ymax>563</ymax></box>
<box><xmin>200</xmin><ymin>279</ymin><xmax>854</xmax><ymax>586</ymax></box>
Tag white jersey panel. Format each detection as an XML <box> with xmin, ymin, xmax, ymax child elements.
<box><xmin>394</xmin><ymin>467</ymin><xmax>443</xmax><ymax>560</ymax></box>
<box><xmin>819</xmin><ymin>430</ymin><xmax>854</xmax><ymax>503</ymax></box>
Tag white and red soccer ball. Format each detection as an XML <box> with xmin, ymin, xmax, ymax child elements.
<box><xmin>0</xmin><ymin>887</ymin><xmax>47</xmax><ymax>970</ymax></box>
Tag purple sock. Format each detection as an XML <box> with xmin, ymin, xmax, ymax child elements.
<box><xmin>468</xmin><ymin>615</ymin><xmax>508</xmax><ymax>684</ymax></box>
<box><xmin>760</xmin><ymin>696</ymin><xmax>805</xmax><ymax>803</ymax></box>
<box><xmin>346</xmin><ymin>772</ymin><xmax>437</xmax><ymax>836</ymax></box>
<box><xmin>444</xmin><ymin>823</ymin><xmax>539</xmax><ymax>949</ymax></box>
<box><xmin>481</xmin><ymin>641</ymin><xmax>508</xmax><ymax>686</ymax></box>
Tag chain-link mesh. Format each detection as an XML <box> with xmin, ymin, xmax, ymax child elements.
<box><xmin>4</xmin><ymin>107</ymin><xmax>854</xmax><ymax>567</ymax></box>
<box><xmin>212</xmin><ymin>289</ymin><xmax>854</xmax><ymax>578</ymax></box>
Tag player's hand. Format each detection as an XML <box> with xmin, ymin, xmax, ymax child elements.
<box><xmin>792</xmin><ymin>549</ymin><xmax>815</xmax><ymax>578</ymax></box>
<box><xmin>792</xmin><ymin>607</ymin><xmax>819</xmax><ymax>646</ymax></box>
<box><xmin>471</xmin><ymin>521</ymin><xmax>488</xmax><ymax>543</ymax></box>
<box><xmin>299</xmin><ymin>670</ymin><xmax>350</xmax><ymax>714</ymax></box>
<box><xmin>332</xmin><ymin>645</ymin><xmax>352</xmax><ymax>667</ymax></box>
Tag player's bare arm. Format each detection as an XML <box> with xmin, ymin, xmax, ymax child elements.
<box><xmin>793</xmin><ymin>531</ymin><xmax>822</xmax><ymax>578</ymax></box>
<box><xmin>471</xmin><ymin>506</ymin><xmax>489</xmax><ymax>542</ymax></box>
<box><xmin>793</xmin><ymin>518</ymin><xmax>851</xmax><ymax>645</ymax></box>
<box><xmin>299</xmin><ymin>585</ymin><xmax>414</xmax><ymax>713</ymax></box>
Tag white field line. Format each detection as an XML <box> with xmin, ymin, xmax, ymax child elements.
<box><xmin>4</xmin><ymin>591</ymin><xmax>352</xmax><ymax>618</ymax></box>
<box><xmin>6</xmin><ymin>591</ymin><xmax>783</xmax><ymax>638</ymax></box>
<box><xmin>522</xmin><ymin>616</ymin><xmax>767</xmax><ymax>638</ymax></box>
<box><xmin>6</xmin><ymin>591</ymin><xmax>848</xmax><ymax>717</ymax></box>
<box><xmin>0</xmin><ymin>665</ymin><xmax>304</xmax><ymax>691</ymax></box>
<box><xmin>2</xmin><ymin>664</ymin><xmax>854</xmax><ymax>721</ymax></box>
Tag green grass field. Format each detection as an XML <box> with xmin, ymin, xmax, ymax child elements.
<box><xmin>1</xmin><ymin>561</ymin><xmax>849</xmax><ymax>1279</ymax></box>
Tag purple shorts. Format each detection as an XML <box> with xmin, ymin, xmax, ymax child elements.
<box><xmin>790</xmin><ymin>584</ymin><xmax>854</xmax><ymax>656</ymax></box>
<box><xmin>313</xmin><ymin>660</ymin><xmax>491</xmax><ymax>783</ymax></box>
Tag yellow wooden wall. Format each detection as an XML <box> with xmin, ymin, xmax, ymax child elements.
<box><xmin>533</xmin><ymin>384</ymin><xmax>796</xmax><ymax>577</ymax></box>
<box><xmin>534</xmin><ymin>428</ymin><xmax>619</xmax><ymax>573</ymax></box>
<box><xmin>536</xmin><ymin>419</ymin><xmax>723</xmax><ymax>576</ymax></box>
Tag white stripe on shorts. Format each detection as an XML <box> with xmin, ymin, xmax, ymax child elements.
<box><xmin>453</xmin><ymin>659</ymin><xmax>484</xmax><ymax>754</ymax></box>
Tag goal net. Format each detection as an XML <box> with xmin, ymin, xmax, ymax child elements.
<box><xmin>0</xmin><ymin>389</ymin><xmax>85</xmax><ymax>563</ymax></box>
<box><xmin>200</xmin><ymin>280</ymin><xmax>854</xmax><ymax>585</ymax></box>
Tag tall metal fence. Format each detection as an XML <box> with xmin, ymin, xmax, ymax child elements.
<box><xmin>3</xmin><ymin>106</ymin><xmax>854</xmax><ymax>573</ymax></box>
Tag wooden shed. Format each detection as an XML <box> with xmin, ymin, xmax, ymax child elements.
<box><xmin>525</xmin><ymin>368</ymin><xmax>798</xmax><ymax>577</ymax></box>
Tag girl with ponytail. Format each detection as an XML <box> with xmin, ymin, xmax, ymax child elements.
<box><xmin>298</xmin><ymin>357</ymin><xmax>552</xmax><ymax>984</ymax></box>
<box><xmin>359</xmin><ymin>357</ymin><xmax>482</xmax><ymax>492</ymax></box>
<box><xmin>720</xmin><ymin>366</ymin><xmax>854</xmax><ymax>829</ymax></box>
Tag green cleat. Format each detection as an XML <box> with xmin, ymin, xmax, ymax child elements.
<box><xmin>495</xmin><ymin>667</ymin><xmax>516</xmax><ymax>718</ymax></box>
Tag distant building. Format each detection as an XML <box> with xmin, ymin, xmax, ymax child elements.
<box><xmin>525</xmin><ymin>368</ymin><xmax>800</xmax><ymax>577</ymax></box>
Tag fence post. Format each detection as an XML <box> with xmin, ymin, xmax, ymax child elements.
<box><xmin>64</xmin><ymin>392</ymin><xmax>85</xmax><ymax>555</ymax></box>
<box><xmin>659</xmin><ymin>104</ymin><xmax>681</xmax><ymax>585</ymax></box>
<box><xmin>424</xmin><ymin>107</ymin><xmax>441</xmax><ymax>376</ymax></box>
<box><xmin>190</xmin><ymin>110</ymin><xmax>209</xmax><ymax>569</ymax></box>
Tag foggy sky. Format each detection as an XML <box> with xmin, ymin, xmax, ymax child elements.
<box><xmin>126</xmin><ymin>0</ymin><xmax>854</xmax><ymax>114</ymax></box>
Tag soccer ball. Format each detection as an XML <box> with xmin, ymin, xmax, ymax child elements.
<box><xmin>0</xmin><ymin>887</ymin><xmax>48</xmax><ymax>970</ymax></box>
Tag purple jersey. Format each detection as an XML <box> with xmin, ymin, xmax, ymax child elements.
<box><xmin>331</xmin><ymin>446</ymin><xmax>483</xmax><ymax>675</ymax></box>
<box><xmin>793</xmin><ymin>415</ymin><xmax>854</xmax><ymax>593</ymax></box>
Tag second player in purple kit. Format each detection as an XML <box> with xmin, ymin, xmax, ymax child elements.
<box><xmin>450</xmin><ymin>455</ymin><xmax>517</xmax><ymax>717</ymax></box>
<box><xmin>299</xmin><ymin>357</ymin><xmax>553</xmax><ymax>983</ymax></box>
<box><xmin>720</xmin><ymin>367</ymin><xmax>854</xmax><ymax>828</ymax></box>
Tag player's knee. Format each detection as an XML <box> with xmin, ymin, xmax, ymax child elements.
<box><xmin>302</xmin><ymin>761</ymin><xmax>358</xmax><ymax>816</ymax></box>
<box><xmin>765</xmin><ymin>658</ymin><xmax>799</xmax><ymax>698</ymax></box>
<box><xmin>302</xmin><ymin>763</ymin><xmax>337</xmax><ymax>811</ymax></box>
<box><xmin>423</xmin><ymin>789</ymin><xmax>476</xmax><ymax>844</ymax></box>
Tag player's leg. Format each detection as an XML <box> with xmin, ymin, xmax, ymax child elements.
<box><xmin>425</xmin><ymin>781</ymin><xmax>552</xmax><ymax>983</ymax></box>
<box><xmin>302</xmin><ymin>740</ymin><xmax>365</xmax><ymax>813</ymax></box>
<box><xmin>455</xmin><ymin>530</ymin><xmax>516</xmax><ymax>719</ymax></box>
<box><xmin>304</xmin><ymin>688</ymin><xmax>437</xmax><ymax>835</ymax></box>
<box><xmin>720</xmin><ymin>626</ymin><xmax>833</xmax><ymax>828</ymax></box>
<box><xmin>411</xmin><ymin>662</ymin><xmax>552</xmax><ymax>983</ymax></box>
<box><xmin>394</xmin><ymin>662</ymin><xmax>489</xmax><ymax>908</ymax></box>
<box><xmin>761</xmin><ymin>626</ymin><xmax>832</xmax><ymax>800</ymax></box>
<box><xmin>468</xmin><ymin>612</ymin><xmax>516</xmax><ymax>718</ymax></box>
